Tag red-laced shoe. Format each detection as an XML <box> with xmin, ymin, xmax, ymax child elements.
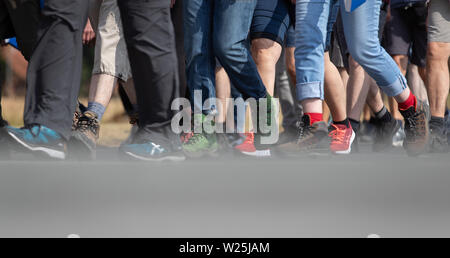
<box><xmin>329</xmin><ymin>124</ymin><xmax>355</xmax><ymax>154</ymax></box>
<box><xmin>234</xmin><ymin>132</ymin><xmax>270</xmax><ymax>157</ymax></box>
<box><xmin>181</xmin><ymin>132</ymin><xmax>194</xmax><ymax>144</ymax></box>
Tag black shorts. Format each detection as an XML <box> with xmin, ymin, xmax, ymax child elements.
<box><xmin>384</xmin><ymin>6</ymin><xmax>428</xmax><ymax>68</ymax></box>
<box><xmin>250</xmin><ymin>0</ymin><xmax>292</xmax><ymax>46</ymax></box>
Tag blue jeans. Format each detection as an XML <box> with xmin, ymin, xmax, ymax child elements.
<box><xmin>183</xmin><ymin>0</ymin><xmax>267</xmax><ymax>114</ymax></box>
<box><xmin>295</xmin><ymin>0</ymin><xmax>408</xmax><ymax>102</ymax></box>
<box><xmin>294</xmin><ymin>0</ymin><xmax>340</xmax><ymax>101</ymax></box>
<box><xmin>340</xmin><ymin>0</ymin><xmax>408</xmax><ymax>96</ymax></box>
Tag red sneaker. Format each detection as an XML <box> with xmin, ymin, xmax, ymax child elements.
<box><xmin>181</xmin><ymin>132</ymin><xmax>194</xmax><ymax>144</ymax></box>
<box><xmin>234</xmin><ymin>133</ymin><xmax>271</xmax><ymax>157</ymax></box>
<box><xmin>329</xmin><ymin>124</ymin><xmax>355</xmax><ymax>154</ymax></box>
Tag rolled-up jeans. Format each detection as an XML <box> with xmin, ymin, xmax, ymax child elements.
<box><xmin>294</xmin><ymin>0</ymin><xmax>340</xmax><ymax>101</ymax></box>
<box><xmin>183</xmin><ymin>0</ymin><xmax>267</xmax><ymax>114</ymax></box>
<box><xmin>295</xmin><ymin>0</ymin><xmax>408</xmax><ymax>102</ymax></box>
<box><xmin>340</xmin><ymin>0</ymin><xmax>408</xmax><ymax>97</ymax></box>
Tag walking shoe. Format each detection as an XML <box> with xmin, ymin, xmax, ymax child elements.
<box><xmin>120</xmin><ymin>127</ymin><xmax>185</xmax><ymax>162</ymax></box>
<box><xmin>0</xmin><ymin>119</ymin><xmax>10</xmax><ymax>158</ymax></box>
<box><xmin>70</xmin><ymin>111</ymin><xmax>99</xmax><ymax>160</ymax></box>
<box><xmin>372</xmin><ymin>118</ymin><xmax>401</xmax><ymax>152</ymax></box>
<box><xmin>277</xmin><ymin>115</ymin><xmax>329</xmax><ymax>154</ymax></box>
<box><xmin>329</xmin><ymin>124</ymin><xmax>355</xmax><ymax>155</ymax></box>
<box><xmin>429</xmin><ymin>119</ymin><xmax>449</xmax><ymax>153</ymax></box>
<box><xmin>399</xmin><ymin>101</ymin><xmax>430</xmax><ymax>156</ymax></box>
<box><xmin>6</xmin><ymin>124</ymin><xmax>66</xmax><ymax>159</ymax></box>
<box><xmin>277</xmin><ymin>124</ymin><xmax>300</xmax><ymax>145</ymax></box>
<box><xmin>234</xmin><ymin>132</ymin><xmax>271</xmax><ymax>157</ymax></box>
<box><xmin>181</xmin><ymin>114</ymin><xmax>219</xmax><ymax>158</ymax></box>
<box><xmin>392</xmin><ymin>125</ymin><xmax>406</xmax><ymax>148</ymax></box>
<box><xmin>120</xmin><ymin>141</ymin><xmax>185</xmax><ymax>162</ymax></box>
<box><xmin>182</xmin><ymin>131</ymin><xmax>218</xmax><ymax>158</ymax></box>
<box><xmin>72</xmin><ymin>110</ymin><xmax>82</xmax><ymax>131</ymax></box>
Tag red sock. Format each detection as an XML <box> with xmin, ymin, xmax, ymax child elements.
<box><xmin>305</xmin><ymin>113</ymin><xmax>323</xmax><ymax>125</ymax></box>
<box><xmin>398</xmin><ymin>91</ymin><xmax>417</xmax><ymax>111</ymax></box>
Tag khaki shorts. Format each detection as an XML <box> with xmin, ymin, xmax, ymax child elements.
<box><xmin>428</xmin><ymin>0</ymin><xmax>450</xmax><ymax>43</ymax></box>
<box><xmin>89</xmin><ymin>0</ymin><xmax>132</xmax><ymax>82</ymax></box>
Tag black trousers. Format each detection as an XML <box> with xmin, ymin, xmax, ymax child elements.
<box><xmin>118</xmin><ymin>0</ymin><xmax>179</xmax><ymax>135</ymax></box>
<box><xmin>23</xmin><ymin>0</ymin><xmax>88</xmax><ymax>139</ymax></box>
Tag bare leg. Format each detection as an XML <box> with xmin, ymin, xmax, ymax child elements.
<box><xmin>215</xmin><ymin>66</ymin><xmax>231</xmax><ymax>124</ymax></box>
<box><xmin>88</xmin><ymin>73</ymin><xmax>118</xmax><ymax>108</ymax></box>
<box><xmin>324</xmin><ymin>52</ymin><xmax>347</xmax><ymax>122</ymax></box>
<box><xmin>251</xmin><ymin>38</ymin><xmax>283</xmax><ymax>96</ymax></box>
<box><xmin>426</xmin><ymin>42</ymin><xmax>450</xmax><ymax>118</ymax></box>
<box><xmin>346</xmin><ymin>56</ymin><xmax>370</xmax><ymax>121</ymax></box>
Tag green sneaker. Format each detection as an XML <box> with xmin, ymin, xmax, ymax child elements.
<box><xmin>182</xmin><ymin>114</ymin><xmax>218</xmax><ymax>158</ymax></box>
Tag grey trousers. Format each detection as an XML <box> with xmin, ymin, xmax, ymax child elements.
<box><xmin>23</xmin><ymin>0</ymin><xmax>88</xmax><ymax>139</ymax></box>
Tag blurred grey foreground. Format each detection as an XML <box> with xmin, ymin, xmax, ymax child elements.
<box><xmin>0</xmin><ymin>146</ymin><xmax>449</xmax><ymax>238</ymax></box>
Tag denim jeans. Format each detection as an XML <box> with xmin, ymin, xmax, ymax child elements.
<box><xmin>340</xmin><ymin>0</ymin><xmax>408</xmax><ymax>97</ymax></box>
<box><xmin>183</xmin><ymin>0</ymin><xmax>267</xmax><ymax>114</ymax></box>
<box><xmin>295</xmin><ymin>0</ymin><xmax>408</xmax><ymax>102</ymax></box>
<box><xmin>294</xmin><ymin>0</ymin><xmax>340</xmax><ymax>101</ymax></box>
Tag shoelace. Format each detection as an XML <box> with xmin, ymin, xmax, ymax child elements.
<box><xmin>329</xmin><ymin>124</ymin><xmax>346</xmax><ymax>144</ymax></box>
<box><xmin>76</xmin><ymin>117</ymin><xmax>99</xmax><ymax>136</ymax></box>
<box><xmin>405</xmin><ymin>112</ymin><xmax>426</xmax><ymax>139</ymax></box>
<box><xmin>181</xmin><ymin>132</ymin><xmax>194</xmax><ymax>143</ymax></box>
<box><xmin>242</xmin><ymin>133</ymin><xmax>254</xmax><ymax>144</ymax></box>
<box><xmin>185</xmin><ymin>133</ymin><xmax>204</xmax><ymax>145</ymax></box>
<box><xmin>296</xmin><ymin>122</ymin><xmax>310</xmax><ymax>141</ymax></box>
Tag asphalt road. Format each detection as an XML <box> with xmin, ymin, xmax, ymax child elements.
<box><xmin>0</xmin><ymin>145</ymin><xmax>449</xmax><ymax>238</ymax></box>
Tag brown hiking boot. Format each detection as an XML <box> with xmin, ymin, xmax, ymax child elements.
<box><xmin>399</xmin><ymin>101</ymin><xmax>430</xmax><ymax>156</ymax></box>
<box><xmin>277</xmin><ymin>115</ymin><xmax>329</xmax><ymax>155</ymax></box>
<box><xmin>71</xmin><ymin>111</ymin><xmax>100</xmax><ymax>159</ymax></box>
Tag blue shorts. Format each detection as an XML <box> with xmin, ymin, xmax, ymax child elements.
<box><xmin>250</xmin><ymin>0</ymin><xmax>291</xmax><ymax>46</ymax></box>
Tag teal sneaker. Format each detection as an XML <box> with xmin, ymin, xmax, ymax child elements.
<box><xmin>120</xmin><ymin>141</ymin><xmax>185</xmax><ymax>162</ymax></box>
<box><xmin>6</xmin><ymin>125</ymin><xmax>67</xmax><ymax>159</ymax></box>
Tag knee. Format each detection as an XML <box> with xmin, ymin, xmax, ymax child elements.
<box><xmin>213</xmin><ymin>37</ymin><xmax>240</xmax><ymax>64</ymax></box>
<box><xmin>427</xmin><ymin>42</ymin><xmax>449</xmax><ymax>62</ymax></box>
<box><xmin>251</xmin><ymin>38</ymin><xmax>282</xmax><ymax>66</ymax></box>
<box><xmin>348</xmin><ymin>55</ymin><xmax>363</xmax><ymax>73</ymax></box>
<box><xmin>347</xmin><ymin>38</ymin><xmax>379</xmax><ymax>66</ymax></box>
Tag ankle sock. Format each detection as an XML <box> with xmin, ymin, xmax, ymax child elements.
<box><xmin>349</xmin><ymin>118</ymin><xmax>360</xmax><ymax>133</ymax></box>
<box><xmin>87</xmin><ymin>102</ymin><xmax>106</xmax><ymax>120</ymax></box>
<box><xmin>398</xmin><ymin>92</ymin><xmax>417</xmax><ymax>111</ymax></box>
<box><xmin>305</xmin><ymin>113</ymin><xmax>323</xmax><ymax>125</ymax></box>
<box><xmin>375</xmin><ymin>106</ymin><xmax>394</xmax><ymax>123</ymax></box>
<box><xmin>333</xmin><ymin>118</ymin><xmax>351</xmax><ymax>128</ymax></box>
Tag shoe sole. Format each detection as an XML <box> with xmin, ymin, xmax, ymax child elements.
<box><xmin>183</xmin><ymin>146</ymin><xmax>219</xmax><ymax>159</ymax></box>
<box><xmin>124</xmin><ymin>151</ymin><xmax>186</xmax><ymax>162</ymax></box>
<box><xmin>239</xmin><ymin>149</ymin><xmax>271</xmax><ymax>157</ymax></box>
<box><xmin>7</xmin><ymin>131</ymin><xmax>66</xmax><ymax>160</ymax></box>
<box><xmin>332</xmin><ymin>130</ymin><xmax>356</xmax><ymax>155</ymax></box>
